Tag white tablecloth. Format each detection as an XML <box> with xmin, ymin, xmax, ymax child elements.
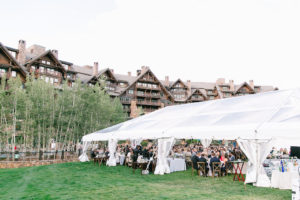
<box><xmin>119</xmin><ymin>155</ymin><xmax>125</xmax><ymax>165</ymax></box>
<box><xmin>167</xmin><ymin>158</ymin><xmax>186</xmax><ymax>173</ymax></box>
<box><xmin>271</xmin><ymin>170</ymin><xmax>299</xmax><ymax>190</ymax></box>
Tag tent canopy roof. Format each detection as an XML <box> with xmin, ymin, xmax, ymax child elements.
<box><xmin>82</xmin><ymin>88</ymin><xmax>300</xmax><ymax>144</ymax></box>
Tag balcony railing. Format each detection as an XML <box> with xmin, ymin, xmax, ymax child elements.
<box><xmin>136</xmin><ymin>92</ymin><xmax>161</xmax><ymax>98</ymax></box>
<box><xmin>136</xmin><ymin>100</ymin><xmax>161</xmax><ymax>106</ymax></box>
<box><xmin>136</xmin><ymin>85</ymin><xmax>160</xmax><ymax>91</ymax></box>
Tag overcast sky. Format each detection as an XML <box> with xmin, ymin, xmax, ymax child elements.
<box><xmin>1</xmin><ymin>0</ymin><xmax>300</xmax><ymax>89</ymax></box>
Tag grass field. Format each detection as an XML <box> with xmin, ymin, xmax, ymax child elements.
<box><xmin>0</xmin><ymin>162</ymin><xmax>291</xmax><ymax>200</ymax></box>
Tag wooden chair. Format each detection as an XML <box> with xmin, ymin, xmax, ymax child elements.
<box><xmin>132</xmin><ymin>162</ymin><xmax>138</xmax><ymax>174</ymax></box>
<box><xmin>212</xmin><ymin>162</ymin><xmax>221</xmax><ymax>178</ymax></box>
<box><xmin>197</xmin><ymin>162</ymin><xmax>207</xmax><ymax>177</ymax></box>
<box><xmin>93</xmin><ymin>157</ymin><xmax>99</xmax><ymax>165</ymax></box>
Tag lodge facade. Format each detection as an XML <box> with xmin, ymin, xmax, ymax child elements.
<box><xmin>0</xmin><ymin>40</ymin><xmax>276</xmax><ymax>118</ymax></box>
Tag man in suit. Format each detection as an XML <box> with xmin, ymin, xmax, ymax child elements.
<box><xmin>198</xmin><ymin>153</ymin><xmax>209</xmax><ymax>175</ymax></box>
<box><xmin>209</xmin><ymin>152</ymin><xmax>220</xmax><ymax>170</ymax></box>
<box><xmin>191</xmin><ymin>151</ymin><xmax>201</xmax><ymax>170</ymax></box>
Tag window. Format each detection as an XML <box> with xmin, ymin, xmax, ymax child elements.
<box><xmin>46</xmin><ymin>61</ymin><xmax>51</xmax><ymax>65</ymax></box>
<box><xmin>54</xmin><ymin>78</ymin><xmax>58</xmax><ymax>83</ymax></box>
<box><xmin>63</xmin><ymin>64</ymin><xmax>69</xmax><ymax>70</ymax></box>
<box><xmin>119</xmin><ymin>82</ymin><xmax>127</xmax><ymax>87</ymax></box>
<box><xmin>222</xmin><ymin>86</ymin><xmax>228</xmax><ymax>91</ymax></box>
<box><xmin>11</xmin><ymin>71</ymin><xmax>17</xmax><ymax>77</ymax></box>
<box><xmin>42</xmin><ymin>60</ymin><xmax>46</xmax><ymax>64</ymax></box>
<box><xmin>209</xmin><ymin>96</ymin><xmax>214</xmax><ymax>100</ymax></box>
<box><xmin>40</xmin><ymin>67</ymin><xmax>44</xmax><ymax>73</ymax></box>
<box><xmin>137</xmin><ymin>91</ymin><xmax>144</xmax><ymax>95</ymax></box>
<box><xmin>128</xmin><ymin>90</ymin><xmax>134</xmax><ymax>94</ymax></box>
<box><xmin>224</xmin><ymin>93</ymin><xmax>231</xmax><ymax>97</ymax></box>
<box><xmin>45</xmin><ymin>77</ymin><xmax>49</xmax><ymax>83</ymax></box>
<box><xmin>50</xmin><ymin>77</ymin><xmax>54</xmax><ymax>84</ymax></box>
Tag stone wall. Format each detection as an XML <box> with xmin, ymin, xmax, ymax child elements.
<box><xmin>0</xmin><ymin>159</ymin><xmax>78</xmax><ymax>169</ymax></box>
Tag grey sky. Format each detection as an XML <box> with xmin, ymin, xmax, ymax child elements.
<box><xmin>1</xmin><ymin>0</ymin><xmax>299</xmax><ymax>89</ymax></box>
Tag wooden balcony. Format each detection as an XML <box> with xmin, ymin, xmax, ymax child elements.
<box><xmin>137</xmin><ymin>100</ymin><xmax>161</xmax><ymax>106</ymax></box>
<box><xmin>190</xmin><ymin>96</ymin><xmax>204</xmax><ymax>101</ymax></box>
<box><xmin>136</xmin><ymin>85</ymin><xmax>161</xmax><ymax>91</ymax></box>
<box><xmin>120</xmin><ymin>97</ymin><xmax>132</xmax><ymax>104</ymax></box>
<box><xmin>136</xmin><ymin>92</ymin><xmax>161</xmax><ymax>98</ymax></box>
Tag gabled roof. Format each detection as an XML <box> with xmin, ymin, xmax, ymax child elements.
<box><xmin>0</xmin><ymin>42</ymin><xmax>27</xmax><ymax>77</ymax></box>
<box><xmin>25</xmin><ymin>50</ymin><xmax>66</xmax><ymax>73</ymax></box>
<box><xmin>234</xmin><ymin>82</ymin><xmax>255</xmax><ymax>94</ymax></box>
<box><xmin>186</xmin><ymin>88</ymin><xmax>207</xmax><ymax>101</ymax></box>
<box><xmin>170</xmin><ymin>78</ymin><xmax>188</xmax><ymax>88</ymax></box>
<box><xmin>119</xmin><ymin>68</ymin><xmax>174</xmax><ymax>101</ymax></box>
<box><xmin>81</xmin><ymin>68</ymin><xmax>117</xmax><ymax>84</ymax></box>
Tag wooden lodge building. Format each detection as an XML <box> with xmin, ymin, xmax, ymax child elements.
<box><xmin>0</xmin><ymin>40</ymin><xmax>276</xmax><ymax>118</ymax></box>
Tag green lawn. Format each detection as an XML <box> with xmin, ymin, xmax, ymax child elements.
<box><xmin>0</xmin><ymin>162</ymin><xmax>290</xmax><ymax>200</ymax></box>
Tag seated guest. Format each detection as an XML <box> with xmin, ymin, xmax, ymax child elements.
<box><xmin>199</xmin><ymin>153</ymin><xmax>209</xmax><ymax>175</ymax></box>
<box><xmin>191</xmin><ymin>148</ymin><xmax>197</xmax><ymax>156</ymax></box>
<box><xmin>91</xmin><ymin>150</ymin><xmax>97</xmax><ymax>159</ymax></box>
<box><xmin>191</xmin><ymin>151</ymin><xmax>201</xmax><ymax>170</ymax></box>
<box><xmin>210</xmin><ymin>152</ymin><xmax>220</xmax><ymax>170</ymax></box>
<box><xmin>229</xmin><ymin>152</ymin><xmax>235</xmax><ymax>161</ymax></box>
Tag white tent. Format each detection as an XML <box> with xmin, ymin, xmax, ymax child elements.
<box><xmin>81</xmin><ymin>88</ymin><xmax>300</xmax><ymax>185</ymax></box>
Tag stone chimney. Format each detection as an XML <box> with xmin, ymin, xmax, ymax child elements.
<box><xmin>249</xmin><ymin>80</ymin><xmax>254</xmax><ymax>89</ymax></box>
<box><xmin>187</xmin><ymin>80</ymin><xmax>192</xmax><ymax>96</ymax></box>
<box><xmin>128</xmin><ymin>72</ymin><xmax>131</xmax><ymax>76</ymax></box>
<box><xmin>17</xmin><ymin>40</ymin><xmax>26</xmax><ymax>65</ymax></box>
<box><xmin>137</xmin><ymin>69</ymin><xmax>141</xmax><ymax>76</ymax></box>
<box><xmin>229</xmin><ymin>80</ymin><xmax>234</xmax><ymax>91</ymax></box>
<box><xmin>216</xmin><ymin>78</ymin><xmax>225</xmax><ymax>85</ymax></box>
<box><xmin>165</xmin><ymin>76</ymin><xmax>169</xmax><ymax>86</ymax></box>
<box><xmin>51</xmin><ymin>49</ymin><xmax>58</xmax><ymax>59</ymax></box>
<box><xmin>93</xmin><ymin>62</ymin><xmax>98</xmax><ymax>76</ymax></box>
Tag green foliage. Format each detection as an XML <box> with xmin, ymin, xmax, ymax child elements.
<box><xmin>0</xmin><ymin>163</ymin><xmax>291</xmax><ymax>200</ymax></box>
<box><xmin>0</xmin><ymin>77</ymin><xmax>126</xmax><ymax>151</ymax></box>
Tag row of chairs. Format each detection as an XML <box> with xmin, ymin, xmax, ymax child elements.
<box><xmin>192</xmin><ymin>162</ymin><xmax>223</xmax><ymax>178</ymax></box>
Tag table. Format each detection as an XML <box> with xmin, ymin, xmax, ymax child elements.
<box><xmin>231</xmin><ymin>161</ymin><xmax>245</xmax><ymax>182</ymax></box>
<box><xmin>167</xmin><ymin>158</ymin><xmax>186</xmax><ymax>173</ymax></box>
<box><xmin>271</xmin><ymin>170</ymin><xmax>299</xmax><ymax>190</ymax></box>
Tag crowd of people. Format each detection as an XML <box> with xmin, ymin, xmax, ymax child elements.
<box><xmin>90</xmin><ymin>140</ymin><xmax>245</xmax><ymax>175</ymax></box>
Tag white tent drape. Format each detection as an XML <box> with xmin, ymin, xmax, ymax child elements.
<box><xmin>130</xmin><ymin>138</ymin><xmax>143</xmax><ymax>148</ymax></box>
<box><xmin>237</xmin><ymin>138</ymin><xmax>274</xmax><ymax>187</ymax></box>
<box><xmin>106</xmin><ymin>138</ymin><xmax>118</xmax><ymax>166</ymax></box>
<box><xmin>201</xmin><ymin>138</ymin><xmax>212</xmax><ymax>148</ymax></box>
<box><xmin>79</xmin><ymin>141</ymin><xmax>90</xmax><ymax>162</ymax></box>
<box><xmin>154</xmin><ymin>137</ymin><xmax>175</xmax><ymax>175</ymax></box>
